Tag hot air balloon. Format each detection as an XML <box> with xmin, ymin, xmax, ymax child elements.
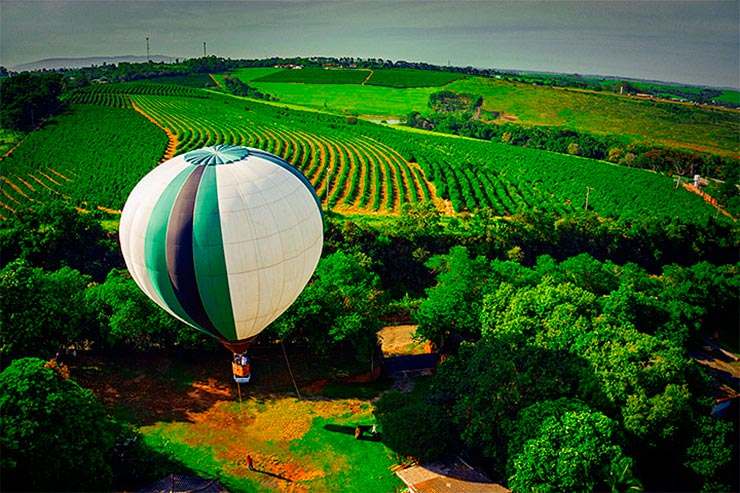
<box><xmin>119</xmin><ymin>145</ymin><xmax>323</xmax><ymax>383</ymax></box>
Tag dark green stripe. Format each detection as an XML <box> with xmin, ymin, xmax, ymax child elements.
<box><xmin>166</xmin><ymin>165</ymin><xmax>222</xmax><ymax>339</ymax></box>
<box><xmin>144</xmin><ymin>166</ymin><xmax>199</xmax><ymax>329</ymax></box>
<box><xmin>193</xmin><ymin>166</ymin><xmax>237</xmax><ymax>341</ymax></box>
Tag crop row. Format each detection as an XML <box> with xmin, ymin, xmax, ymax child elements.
<box><xmin>67</xmin><ymin>91</ymin><xmax>132</xmax><ymax>109</ymax></box>
<box><xmin>128</xmin><ymin>94</ymin><xmax>432</xmax><ymax>214</ymax></box>
<box><xmin>71</xmin><ymin>82</ymin><xmax>207</xmax><ymax>99</ymax></box>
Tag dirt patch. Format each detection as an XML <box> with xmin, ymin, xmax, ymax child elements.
<box><xmin>377</xmin><ymin>325</ymin><xmax>425</xmax><ymax>357</ymax></box>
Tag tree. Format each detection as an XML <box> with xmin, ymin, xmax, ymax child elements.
<box><xmin>271</xmin><ymin>250</ymin><xmax>383</xmax><ymax>360</ymax></box>
<box><xmin>0</xmin><ymin>201</ymin><xmax>122</xmax><ymax>282</ymax></box>
<box><xmin>0</xmin><ymin>358</ymin><xmax>115</xmax><ymax>491</ymax></box>
<box><xmin>1</xmin><ymin>260</ymin><xmax>92</xmax><ymax>360</ymax></box>
<box><xmin>508</xmin><ymin>409</ymin><xmax>638</xmax><ymax>493</ymax></box>
<box><xmin>84</xmin><ymin>269</ymin><xmax>211</xmax><ymax>351</ymax></box>
<box><xmin>432</xmin><ymin>338</ymin><xmax>593</xmax><ymax>473</ymax></box>
<box><xmin>0</xmin><ymin>72</ymin><xmax>64</xmax><ymax>131</ymax></box>
<box><xmin>414</xmin><ymin>246</ymin><xmax>495</xmax><ymax>342</ymax></box>
<box><xmin>396</xmin><ymin>201</ymin><xmax>442</xmax><ymax>240</ymax></box>
<box><xmin>373</xmin><ymin>390</ymin><xmax>453</xmax><ymax>462</ymax></box>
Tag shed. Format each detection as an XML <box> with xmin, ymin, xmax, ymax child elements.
<box><xmin>395</xmin><ymin>456</ymin><xmax>510</xmax><ymax>493</ymax></box>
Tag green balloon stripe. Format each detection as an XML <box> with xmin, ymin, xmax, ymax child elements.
<box><xmin>193</xmin><ymin>166</ymin><xmax>237</xmax><ymax>341</ymax></box>
<box><xmin>144</xmin><ymin>165</ymin><xmax>200</xmax><ymax>330</ymax></box>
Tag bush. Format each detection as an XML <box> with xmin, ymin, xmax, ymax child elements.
<box><xmin>0</xmin><ymin>358</ymin><xmax>116</xmax><ymax>492</ymax></box>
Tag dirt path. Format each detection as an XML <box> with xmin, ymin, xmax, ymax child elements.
<box><xmin>131</xmin><ymin>101</ymin><xmax>179</xmax><ymax>162</ymax></box>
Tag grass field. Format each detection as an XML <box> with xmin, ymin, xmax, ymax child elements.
<box><xmin>447</xmin><ymin>77</ymin><xmax>740</xmax><ymax>156</ymax></box>
<box><xmin>73</xmin><ymin>348</ymin><xmax>406</xmax><ymax>493</ymax></box>
<box><xmin>247</xmin><ymin>82</ymin><xmax>436</xmax><ymax>119</ymax></box>
<box><xmin>143</xmin><ymin>398</ymin><xmax>401</xmax><ymax>493</ymax></box>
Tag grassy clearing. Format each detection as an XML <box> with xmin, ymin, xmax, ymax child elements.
<box><xmin>246</xmin><ymin>82</ymin><xmax>435</xmax><ymax>119</ymax></box>
<box><xmin>73</xmin><ymin>349</ymin><xmax>405</xmax><ymax>492</ymax></box>
<box><xmin>142</xmin><ymin>396</ymin><xmax>402</xmax><ymax>493</ymax></box>
<box><xmin>448</xmin><ymin>77</ymin><xmax>740</xmax><ymax>156</ymax></box>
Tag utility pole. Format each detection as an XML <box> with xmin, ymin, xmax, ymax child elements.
<box><xmin>585</xmin><ymin>186</ymin><xmax>594</xmax><ymax>211</ymax></box>
<box><xmin>146</xmin><ymin>37</ymin><xmax>150</xmax><ymax>62</ymax></box>
<box><xmin>203</xmin><ymin>41</ymin><xmax>207</xmax><ymax>57</ymax></box>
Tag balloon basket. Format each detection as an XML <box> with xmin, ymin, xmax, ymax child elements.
<box><xmin>232</xmin><ymin>352</ymin><xmax>251</xmax><ymax>384</ymax></box>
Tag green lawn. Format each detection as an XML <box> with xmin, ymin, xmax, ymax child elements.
<box><xmin>141</xmin><ymin>394</ymin><xmax>403</xmax><ymax>493</ymax></box>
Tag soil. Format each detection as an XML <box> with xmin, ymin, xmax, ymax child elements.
<box><xmin>376</xmin><ymin>325</ymin><xmax>422</xmax><ymax>357</ymax></box>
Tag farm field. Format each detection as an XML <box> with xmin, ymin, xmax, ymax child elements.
<box><xmin>1</xmin><ymin>81</ymin><xmax>725</xmax><ymax>225</ymax></box>
<box><xmin>215</xmin><ymin>69</ymin><xmax>740</xmax><ymax>157</ymax></box>
<box><xmin>0</xmin><ymin>104</ymin><xmax>167</xmax><ymax>215</ymax></box>
<box><xmin>253</xmin><ymin>66</ymin><xmax>371</xmax><ymax>85</ymax></box>
<box><xmin>215</xmin><ymin>68</ymin><xmax>459</xmax><ymax>119</ymax></box>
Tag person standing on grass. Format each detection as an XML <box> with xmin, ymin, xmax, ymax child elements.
<box><xmin>247</xmin><ymin>455</ymin><xmax>254</xmax><ymax>471</ymax></box>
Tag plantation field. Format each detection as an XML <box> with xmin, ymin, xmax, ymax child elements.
<box><xmin>1</xmin><ymin>81</ymin><xmax>727</xmax><ymax>226</ymax></box>
<box><xmin>364</xmin><ymin>68</ymin><xmax>463</xmax><ymax>88</ymax></box>
<box><xmin>217</xmin><ymin>68</ymin><xmax>282</xmax><ymax>82</ymax></box>
<box><xmin>447</xmin><ymin>77</ymin><xmax>740</xmax><ymax>156</ymax></box>
<box><xmin>254</xmin><ymin>67</ymin><xmax>371</xmax><ymax>85</ymax></box>
<box><xmin>0</xmin><ymin>104</ymin><xmax>167</xmax><ymax>215</ymax></box>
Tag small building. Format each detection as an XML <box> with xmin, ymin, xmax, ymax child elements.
<box><xmin>395</xmin><ymin>456</ymin><xmax>510</xmax><ymax>493</ymax></box>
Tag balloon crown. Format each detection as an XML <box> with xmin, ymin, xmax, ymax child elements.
<box><xmin>184</xmin><ymin>145</ymin><xmax>251</xmax><ymax>165</ymax></box>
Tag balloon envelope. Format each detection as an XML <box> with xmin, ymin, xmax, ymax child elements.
<box><xmin>119</xmin><ymin>145</ymin><xmax>323</xmax><ymax>345</ymax></box>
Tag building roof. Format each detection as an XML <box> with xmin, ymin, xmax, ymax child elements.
<box><xmin>137</xmin><ymin>474</ymin><xmax>229</xmax><ymax>493</ymax></box>
<box><xmin>395</xmin><ymin>457</ymin><xmax>510</xmax><ymax>493</ymax></box>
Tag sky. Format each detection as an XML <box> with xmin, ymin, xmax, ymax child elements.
<box><xmin>1</xmin><ymin>0</ymin><xmax>738</xmax><ymax>89</ymax></box>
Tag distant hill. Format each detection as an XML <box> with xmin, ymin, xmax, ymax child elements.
<box><xmin>9</xmin><ymin>55</ymin><xmax>177</xmax><ymax>72</ymax></box>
